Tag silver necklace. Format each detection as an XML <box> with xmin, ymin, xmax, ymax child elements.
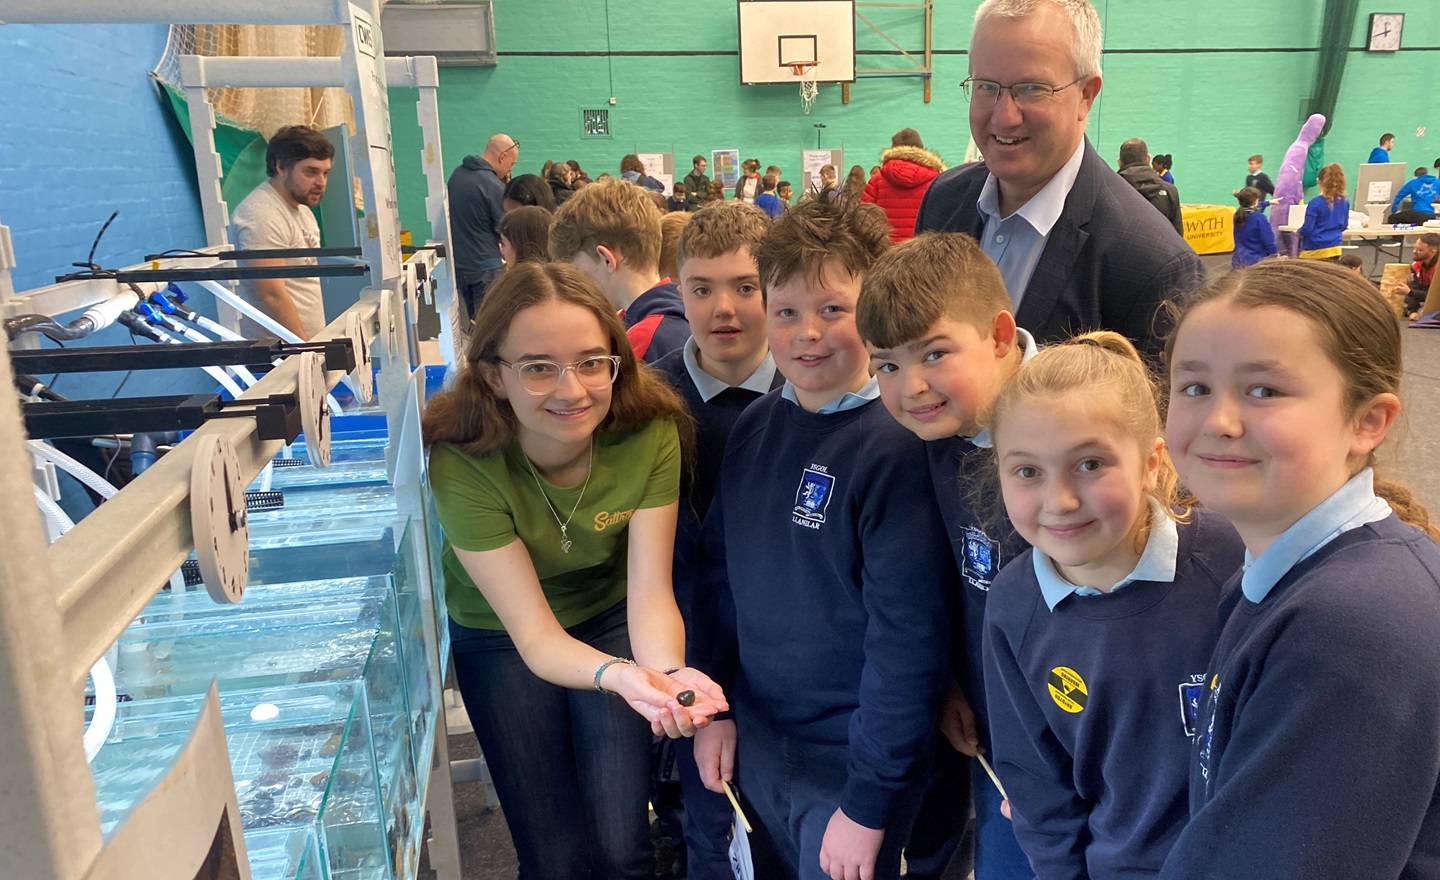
<box><xmin>523</xmin><ymin>439</ymin><xmax>594</xmax><ymax>554</ymax></box>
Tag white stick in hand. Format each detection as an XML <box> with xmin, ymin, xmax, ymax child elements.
<box><xmin>976</xmin><ymin>752</ymin><xmax>1008</xmax><ymax>800</ymax></box>
<box><xmin>721</xmin><ymin>779</ymin><xmax>754</xmax><ymax>833</ymax></box>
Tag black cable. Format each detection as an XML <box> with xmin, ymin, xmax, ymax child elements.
<box><xmin>85</xmin><ymin>211</ymin><xmax>120</xmax><ymax>272</ymax></box>
<box><xmin>109</xmin><ymin>327</ymin><xmax>141</xmax><ymax>400</ymax></box>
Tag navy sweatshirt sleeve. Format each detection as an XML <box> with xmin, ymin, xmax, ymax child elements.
<box><xmin>1162</xmin><ymin>518</ymin><xmax>1440</xmax><ymax>880</ymax></box>
<box><xmin>690</xmin><ymin>469</ymin><xmax>738</xmax><ymax>696</ymax></box>
<box><xmin>841</xmin><ymin>423</ymin><xmax>955</xmax><ymax>827</ymax></box>
<box><xmin>984</xmin><ymin>552</ymin><xmax>1090</xmax><ymax>880</ymax></box>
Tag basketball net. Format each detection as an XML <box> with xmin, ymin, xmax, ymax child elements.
<box><xmin>792</xmin><ymin>63</ymin><xmax>820</xmax><ymax>114</ymax></box>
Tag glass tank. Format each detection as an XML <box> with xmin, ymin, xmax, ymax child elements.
<box><xmin>110</xmin><ymin>588</ymin><xmax>417</xmax><ymax>874</ymax></box>
<box><xmin>88</xmin><ymin>682</ymin><xmax>388</xmax><ymax>880</ymax></box>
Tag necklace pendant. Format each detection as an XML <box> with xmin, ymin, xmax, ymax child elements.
<box><xmin>561</xmin><ymin>526</ymin><xmax>572</xmax><ymax>554</ymax></box>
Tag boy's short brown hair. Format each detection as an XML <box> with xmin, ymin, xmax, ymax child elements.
<box><xmin>548</xmin><ymin>178</ymin><xmax>662</xmax><ymax>272</ymax></box>
<box><xmin>677</xmin><ymin>202</ymin><xmax>770</xmax><ymax>274</ymax></box>
<box><xmin>751</xmin><ymin>196</ymin><xmax>891</xmax><ymax>294</ymax></box>
<box><xmin>857</xmin><ymin>232</ymin><xmax>1011</xmax><ymax>349</ymax></box>
<box><xmin>1248</xmin><ymin>154</ymin><xmax>1263</xmax><ymax>164</ymax></box>
<box><xmin>658</xmin><ymin>212</ymin><xmax>690</xmax><ymax>281</ymax></box>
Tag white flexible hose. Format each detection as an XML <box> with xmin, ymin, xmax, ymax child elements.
<box><xmin>193</xmin><ymin>282</ymin><xmax>345</xmax><ymax>412</ymax></box>
<box><xmin>26</xmin><ymin>441</ymin><xmax>118</xmax><ymax>500</ymax></box>
<box><xmin>173</xmin><ymin>323</ymin><xmax>260</xmax><ymax>388</ymax></box>
<box><xmin>31</xmin><ymin>486</ymin><xmax>116</xmax><ymax>762</ymax></box>
<box><xmin>83</xmin><ymin>653</ymin><xmax>116</xmax><ymax>763</ymax></box>
<box><xmin>196</xmin><ymin>280</ymin><xmax>303</xmax><ymax>343</ymax></box>
<box><xmin>203</xmin><ymin>365</ymin><xmax>246</xmax><ymax>400</ymax></box>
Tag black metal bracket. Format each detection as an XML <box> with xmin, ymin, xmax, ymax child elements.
<box><xmin>11</xmin><ymin>338</ymin><xmax>356</xmax><ymax>375</ymax></box>
<box><xmin>111</xmin><ymin>264</ymin><xmax>368</xmax><ymax>284</ymax></box>
<box><xmin>22</xmin><ymin>392</ymin><xmax>303</xmax><ymax>442</ymax></box>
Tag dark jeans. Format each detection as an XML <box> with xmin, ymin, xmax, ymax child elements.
<box><xmin>449</xmin><ymin>600</ymin><xmax>652</xmax><ymax>880</ymax></box>
<box><xmin>904</xmin><ymin>735</ymin><xmax>972</xmax><ymax>879</ymax></box>
<box><xmin>1388</xmin><ymin>210</ymin><xmax>1437</xmax><ymax>226</ymax></box>
<box><xmin>970</xmin><ymin>760</ymin><xmax>1035</xmax><ymax>879</ymax></box>
<box><xmin>673</xmin><ymin>733</ymin><xmax>737</xmax><ymax>880</ymax></box>
<box><xmin>460</xmin><ymin>264</ymin><xmax>504</xmax><ymax>321</ymax></box>
<box><xmin>735</xmin><ymin>707</ymin><xmax>926</xmax><ymax>880</ymax></box>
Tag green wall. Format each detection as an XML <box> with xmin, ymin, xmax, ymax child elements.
<box><xmin>388</xmin><ymin>0</ymin><xmax>1440</xmax><ymax>241</ymax></box>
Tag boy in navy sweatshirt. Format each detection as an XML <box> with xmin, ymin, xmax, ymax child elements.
<box><xmin>550</xmin><ymin>177</ymin><xmax>689</xmax><ymax>362</ymax></box>
<box><xmin>857</xmin><ymin>232</ymin><xmax>1038</xmax><ymax>880</ymax></box>
<box><xmin>652</xmin><ymin>202</ymin><xmax>783</xmax><ymax>880</ymax></box>
<box><xmin>692</xmin><ymin>197</ymin><xmax>953</xmax><ymax>880</ymax></box>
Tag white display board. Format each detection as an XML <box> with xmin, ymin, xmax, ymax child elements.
<box><xmin>802</xmin><ymin>149</ymin><xmax>844</xmax><ymax>194</ymax></box>
<box><xmin>637</xmin><ymin>152</ymin><xmax>674</xmax><ymax>196</ymax></box>
<box><xmin>738</xmin><ymin>0</ymin><xmax>855</xmax><ymax>85</ymax></box>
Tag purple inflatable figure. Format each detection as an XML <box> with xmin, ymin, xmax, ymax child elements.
<box><xmin>1272</xmin><ymin>113</ymin><xmax>1326</xmax><ymax>255</ymax></box>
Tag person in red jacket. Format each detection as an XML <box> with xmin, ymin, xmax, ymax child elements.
<box><xmin>862</xmin><ymin>128</ymin><xmax>945</xmax><ymax>242</ymax></box>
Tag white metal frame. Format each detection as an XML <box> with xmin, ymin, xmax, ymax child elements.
<box><xmin>0</xmin><ymin>2</ymin><xmax>460</xmax><ymax>878</ymax></box>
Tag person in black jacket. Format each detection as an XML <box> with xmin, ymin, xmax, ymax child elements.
<box><xmin>1117</xmin><ymin>138</ymin><xmax>1184</xmax><ymax>236</ymax></box>
<box><xmin>916</xmin><ymin>0</ymin><xmax>1203</xmax><ymax>358</ymax></box>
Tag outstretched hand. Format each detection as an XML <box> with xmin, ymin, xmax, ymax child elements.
<box><xmin>606</xmin><ymin>664</ymin><xmax>727</xmax><ymax>737</ymax></box>
<box><xmin>938</xmin><ymin>683</ymin><xmax>982</xmax><ymax>757</ymax></box>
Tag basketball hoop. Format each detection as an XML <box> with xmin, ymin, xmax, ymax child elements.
<box><xmin>791</xmin><ymin>62</ymin><xmax>820</xmax><ymax>114</ymax></box>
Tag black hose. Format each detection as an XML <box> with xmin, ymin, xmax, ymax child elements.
<box><xmin>13</xmin><ymin>374</ymin><xmax>67</xmax><ymax>402</ymax></box>
<box><xmin>2</xmin><ymin>314</ymin><xmax>93</xmax><ymax>342</ymax></box>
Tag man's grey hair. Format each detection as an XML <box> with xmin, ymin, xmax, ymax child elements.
<box><xmin>972</xmin><ymin>0</ymin><xmax>1103</xmax><ymax>80</ymax></box>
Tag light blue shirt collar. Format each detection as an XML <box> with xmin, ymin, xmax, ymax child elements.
<box><xmin>968</xmin><ymin>327</ymin><xmax>1039</xmax><ymax>450</ymax></box>
<box><xmin>681</xmin><ymin>336</ymin><xmax>777</xmax><ymax>402</ymax></box>
<box><xmin>781</xmin><ymin>375</ymin><xmax>880</xmax><ymax>414</ymax></box>
<box><xmin>1033</xmin><ymin>498</ymin><xmax>1181</xmax><ymax>611</ymax></box>
<box><xmin>977</xmin><ymin>138</ymin><xmax>1086</xmax><ymax>233</ymax></box>
<box><xmin>1240</xmin><ymin>469</ymin><xmax>1392</xmax><ymax>604</ymax></box>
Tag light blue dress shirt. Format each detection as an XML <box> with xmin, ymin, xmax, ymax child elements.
<box><xmin>680</xmin><ymin>336</ymin><xmax>777</xmax><ymax>402</ymax></box>
<box><xmin>781</xmin><ymin>375</ymin><xmax>880</xmax><ymax>414</ymax></box>
<box><xmin>976</xmin><ymin>140</ymin><xmax>1087</xmax><ymax>310</ymax></box>
<box><xmin>1033</xmin><ymin>498</ymin><xmax>1182</xmax><ymax>611</ymax></box>
<box><xmin>1240</xmin><ymin>468</ymin><xmax>1392</xmax><ymax>603</ymax></box>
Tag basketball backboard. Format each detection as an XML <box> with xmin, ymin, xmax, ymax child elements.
<box><xmin>738</xmin><ymin>0</ymin><xmax>855</xmax><ymax>85</ymax></box>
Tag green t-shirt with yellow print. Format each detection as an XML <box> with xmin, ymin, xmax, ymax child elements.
<box><xmin>429</xmin><ymin>418</ymin><xmax>681</xmax><ymax>630</ymax></box>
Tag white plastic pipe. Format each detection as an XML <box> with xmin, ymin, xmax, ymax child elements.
<box><xmin>196</xmin><ymin>280</ymin><xmax>303</xmax><ymax>343</ymax></box>
<box><xmin>172</xmin><ymin>323</ymin><xmax>260</xmax><ymax>388</ymax></box>
<box><xmin>27</xmin><ymin>441</ymin><xmax>118</xmax><ymax>500</ymax></box>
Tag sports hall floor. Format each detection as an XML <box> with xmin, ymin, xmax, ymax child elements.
<box><xmin>419</xmin><ymin>250</ymin><xmax>1440</xmax><ymax>880</ymax></box>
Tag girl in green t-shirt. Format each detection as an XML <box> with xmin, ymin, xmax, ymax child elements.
<box><xmin>424</xmin><ymin>262</ymin><xmax>724</xmax><ymax>878</ymax></box>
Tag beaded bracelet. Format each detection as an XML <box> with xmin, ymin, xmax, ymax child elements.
<box><xmin>593</xmin><ymin>656</ymin><xmax>636</xmax><ymax>694</ymax></box>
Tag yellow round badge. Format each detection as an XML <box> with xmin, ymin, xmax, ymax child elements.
<box><xmin>1047</xmin><ymin>666</ymin><xmax>1088</xmax><ymax>713</ymax></box>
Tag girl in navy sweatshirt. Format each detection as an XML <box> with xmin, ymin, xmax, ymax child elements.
<box><xmin>982</xmin><ymin>331</ymin><xmax>1245</xmax><ymax>880</ymax></box>
<box><xmin>1161</xmin><ymin>259</ymin><xmax>1440</xmax><ymax>880</ymax></box>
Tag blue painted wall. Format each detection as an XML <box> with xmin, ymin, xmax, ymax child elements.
<box><xmin>0</xmin><ymin>23</ymin><xmax>217</xmax><ymax>397</ymax></box>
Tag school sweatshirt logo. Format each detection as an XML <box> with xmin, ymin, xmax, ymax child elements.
<box><xmin>792</xmin><ymin>465</ymin><xmax>835</xmax><ymax>529</ymax></box>
<box><xmin>1047</xmin><ymin>666</ymin><xmax>1088</xmax><ymax>713</ymax></box>
<box><xmin>962</xmin><ymin>526</ymin><xmax>1000</xmax><ymax>591</ymax></box>
<box><xmin>1178</xmin><ymin>674</ymin><xmax>1206</xmax><ymax>737</ymax></box>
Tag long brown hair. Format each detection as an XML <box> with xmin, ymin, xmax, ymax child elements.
<box><xmin>422</xmin><ymin>262</ymin><xmax>693</xmax><ymax>459</ymax></box>
<box><xmin>1318</xmin><ymin>162</ymin><xmax>1346</xmax><ymax>204</ymax></box>
<box><xmin>1163</xmin><ymin>259</ymin><xmax>1437</xmax><ymax>541</ymax></box>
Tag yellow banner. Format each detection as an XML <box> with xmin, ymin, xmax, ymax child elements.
<box><xmin>1182</xmin><ymin>204</ymin><xmax>1233</xmax><ymax>256</ymax></box>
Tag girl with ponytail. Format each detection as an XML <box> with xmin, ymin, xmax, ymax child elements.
<box><xmin>979</xmin><ymin>331</ymin><xmax>1245</xmax><ymax>878</ymax></box>
<box><xmin>1160</xmin><ymin>258</ymin><xmax>1440</xmax><ymax>879</ymax></box>
<box><xmin>422</xmin><ymin>261</ymin><xmax>715</xmax><ymax>879</ymax></box>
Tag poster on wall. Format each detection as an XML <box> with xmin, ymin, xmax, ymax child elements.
<box><xmin>802</xmin><ymin>149</ymin><xmax>844</xmax><ymax>194</ymax></box>
<box><xmin>713</xmin><ymin>150</ymin><xmax>740</xmax><ymax>188</ymax></box>
<box><xmin>637</xmin><ymin>152</ymin><xmax>674</xmax><ymax>196</ymax></box>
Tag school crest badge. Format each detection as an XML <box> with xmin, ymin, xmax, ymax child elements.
<box><xmin>962</xmin><ymin>526</ymin><xmax>1000</xmax><ymax>591</ymax></box>
<box><xmin>792</xmin><ymin>466</ymin><xmax>835</xmax><ymax>527</ymax></box>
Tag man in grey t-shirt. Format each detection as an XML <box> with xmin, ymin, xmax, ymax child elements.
<box><xmin>229</xmin><ymin>125</ymin><xmax>335</xmax><ymax>340</ymax></box>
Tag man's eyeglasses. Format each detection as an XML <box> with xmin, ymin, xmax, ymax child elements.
<box><xmin>495</xmin><ymin>355</ymin><xmax>621</xmax><ymax>395</ymax></box>
<box><xmin>499</xmin><ymin>140</ymin><xmax>520</xmax><ymax>157</ymax></box>
<box><xmin>960</xmin><ymin>77</ymin><xmax>1087</xmax><ymax>107</ymax></box>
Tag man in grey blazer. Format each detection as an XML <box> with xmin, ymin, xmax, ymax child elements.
<box><xmin>915</xmin><ymin>0</ymin><xmax>1204</xmax><ymax>357</ymax></box>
